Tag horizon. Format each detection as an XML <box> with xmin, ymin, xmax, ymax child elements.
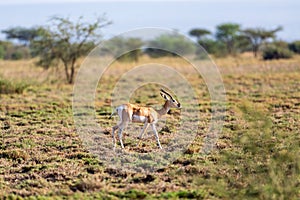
<box><xmin>0</xmin><ymin>0</ymin><xmax>299</xmax><ymax>41</ymax></box>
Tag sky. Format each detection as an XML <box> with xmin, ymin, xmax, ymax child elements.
<box><xmin>0</xmin><ymin>0</ymin><xmax>299</xmax><ymax>41</ymax></box>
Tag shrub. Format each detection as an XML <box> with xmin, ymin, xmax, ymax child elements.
<box><xmin>145</xmin><ymin>33</ymin><xmax>196</xmax><ymax>58</ymax></box>
<box><xmin>288</xmin><ymin>41</ymin><xmax>300</xmax><ymax>54</ymax></box>
<box><xmin>0</xmin><ymin>45</ymin><xmax>5</xmax><ymax>59</ymax></box>
<box><xmin>272</xmin><ymin>40</ymin><xmax>289</xmax><ymax>48</ymax></box>
<box><xmin>198</xmin><ymin>39</ymin><xmax>227</xmax><ymax>57</ymax></box>
<box><xmin>262</xmin><ymin>45</ymin><xmax>293</xmax><ymax>60</ymax></box>
<box><xmin>0</xmin><ymin>76</ymin><xmax>29</xmax><ymax>94</ymax></box>
<box><xmin>117</xmin><ymin>50</ymin><xmax>142</xmax><ymax>62</ymax></box>
<box><xmin>112</xmin><ymin>189</ymin><xmax>148</xmax><ymax>199</ymax></box>
<box><xmin>144</xmin><ymin>48</ymin><xmax>176</xmax><ymax>58</ymax></box>
<box><xmin>0</xmin><ymin>41</ymin><xmax>31</xmax><ymax>60</ymax></box>
<box><xmin>101</xmin><ymin>37</ymin><xmax>143</xmax><ymax>62</ymax></box>
<box><xmin>11</xmin><ymin>50</ymin><xmax>23</xmax><ymax>60</ymax></box>
<box><xmin>159</xmin><ymin>190</ymin><xmax>207</xmax><ymax>199</ymax></box>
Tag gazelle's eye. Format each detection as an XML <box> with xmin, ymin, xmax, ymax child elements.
<box><xmin>172</xmin><ymin>99</ymin><xmax>175</xmax><ymax>102</ymax></box>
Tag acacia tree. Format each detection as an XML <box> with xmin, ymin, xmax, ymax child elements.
<box><xmin>242</xmin><ymin>26</ymin><xmax>283</xmax><ymax>57</ymax></box>
<box><xmin>216</xmin><ymin>23</ymin><xmax>240</xmax><ymax>55</ymax></box>
<box><xmin>2</xmin><ymin>27</ymin><xmax>44</xmax><ymax>46</ymax></box>
<box><xmin>32</xmin><ymin>16</ymin><xmax>111</xmax><ymax>84</ymax></box>
<box><xmin>189</xmin><ymin>28</ymin><xmax>211</xmax><ymax>41</ymax></box>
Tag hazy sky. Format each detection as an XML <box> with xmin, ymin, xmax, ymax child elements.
<box><xmin>0</xmin><ymin>0</ymin><xmax>299</xmax><ymax>41</ymax></box>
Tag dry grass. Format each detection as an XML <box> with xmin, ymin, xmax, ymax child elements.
<box><xmin>0</xmin><ymin>54</ymin><xmax>299</xmax><ymax>199</ymax></box>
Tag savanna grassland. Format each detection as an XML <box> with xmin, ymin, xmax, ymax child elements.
<box><xmin>0</xmin><ymin>55</ymin><xmax>299</xmax><ymax>199</ymax></box>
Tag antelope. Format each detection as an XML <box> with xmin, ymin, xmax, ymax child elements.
<box><xmin>111</xmin><ymin>89</ymin><xmax>181</xmax><ymax>149</ymax></box>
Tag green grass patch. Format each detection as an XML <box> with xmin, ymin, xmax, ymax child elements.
<box><xmin>0</xmin><ymin>76</ymin><xmax>29</xmax><ymax>94</ymax></box>
<box><xmin>110</xmin><ymin>189</ymin><xmax>148</xmax><ymax>199</ymax></box>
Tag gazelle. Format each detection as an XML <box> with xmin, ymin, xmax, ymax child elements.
<box><xmin>111</xmin><ymin>89</ymin><xmax>181</xmax><ymax>149</ymax></box>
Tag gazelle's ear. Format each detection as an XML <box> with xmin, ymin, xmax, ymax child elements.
<box><xmin>160</xmin><ymin>91</ymin><xmax>170</xmax><ymax>100</ymax></box>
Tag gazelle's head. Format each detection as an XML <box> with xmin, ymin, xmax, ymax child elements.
<box><xmin>160</xmin><ymin>89</ymin><xmax>181</xmax><ymax>108</ymax></box>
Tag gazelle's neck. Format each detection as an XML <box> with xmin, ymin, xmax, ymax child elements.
<box><xmin>156</xmin><ymin>101</ymin><xmax>170</xmax><ymax>117</ymax></box>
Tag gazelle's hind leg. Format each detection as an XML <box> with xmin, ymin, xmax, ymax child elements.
<box><xmin>118</xmin><ymin>122</ymin><xmax>128</xmax><ymax>149</ymax></box>
<box><xmin>151</xmin><ymin>123</ymin><xmax>162</xmax><ymax>149</ymax></box>
<box><xmin>118</xmin><ymin>128</ymin><xmax>124</xmax><ymax>148</ymax></box>
<box><xmin>117</xmin><ymin>109</ymin><xmax>130</xmax><ymax>149</ymax></box>
<box><xmin>138</xmin><ymin>122</ymin><xmax>149</xmax><ymax>139</ymax></box>
<box><xmin>112</xmin><ymin>106</ymin><xmax>126</xmax><ymax>149</ymax></box>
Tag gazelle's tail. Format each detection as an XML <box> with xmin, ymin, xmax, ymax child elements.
<box><xmin>109</xmin><ymin>109</ymin><xmax>116</xmax><ymax>119</ymax></box>
<box><xmin>109</xmin><ymin>105</ymin><xmax>125</xmax><ymax>119</ymax></box>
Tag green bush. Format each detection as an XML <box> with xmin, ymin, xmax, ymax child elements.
<box><xmin>145</xmin><ymin>33</ymin><xmax>196</xmax><ymax>58</ymax></box>
<box><xmin>144</xmin><ymin>48</ymin><xmax>175</xmax><ymax>58</ymax></box>
<box><xmin>101</xmin><ymin>37</ymin><xmax>143</xmax><ymax>62</ymax></box>
<box><xmin>111</xmin><ymin>189</ymin><xmax>148</xmax><ymax>199</ymax></box>
<box><xmin>11</xmin><ymin>50</ymin><xmax>23</xmax><ymax>60</ymax></box>
<box><xmin>159</xmin><ymin>190</ymin><xmax>207</xmax><ymax>199</ymax></box>
<box><xmin>0</xmin><ymin>45</ymin><xmax>5</xmax><ymax>59</ymax></box>
<box><xmin>0</xmin><ymin>41</ymin><xmax>31</xmax><ymax>60</ymax></box>
<box><xmin>198</xmin><ymin>39</ymin><xmax>227</xmax><ymax>57</ymax></box>
<box><xmin>288</xmin><ymin>41</ymin><xmax>300</xmax><ymax>54</ymax></box>
<box><xmin>272</xmin><ymin>40</ymin><xmax>289</xmax><ymax>48</ymax></box>
<box><xmin>262</xmin><ymin>45</ymin><xmax>293</xmax><ymax>60</ymax></box>
<box><xmin>0</xmin><ymin>76</ymin><xmax>29</xmax><ymax>94</ymax></box>
<box><xmin>117</xmin><ymin>50</ymin><xmax>142</xmax><ymax>62</ymax></box>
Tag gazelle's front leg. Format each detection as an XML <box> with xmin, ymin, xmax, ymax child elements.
<box><xmin>112</xmin><ymin>125</ymin><xmax>118</xmax><ymax>150</ymax></box>
<box><xmin>138</xmin><ymin>122</ymin><xmax>149</xmax><ymax>139</ymax></box>
<box><xmin>151</xmin><ymin>123</ymin><xmax>162</xmax><ymax>149</ymax></box>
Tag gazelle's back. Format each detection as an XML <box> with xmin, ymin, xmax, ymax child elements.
<box><xmin>116</xmin><ymin>103</ymin><xmax>156</xmax><ymax>123</ymax></box>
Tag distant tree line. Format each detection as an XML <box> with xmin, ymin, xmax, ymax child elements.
<box><xmin>189</xmin><ymin>23</ymin><xmax>299</xmax><ymax>59</ymax></box>
<box><xmin>100</xmin><ymin>33</ymin><xmax>196</xmax><ymax>62</ymax></box>
<box><xmin>1</xmin><ymin>17</ymin><xmax>300</xmax><ymax>83</ymax></box>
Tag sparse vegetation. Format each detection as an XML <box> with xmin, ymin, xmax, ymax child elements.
<box><xmin>0</xmin><ymin>54</ymin><xmax>299</xmax><ymax>199</ymax></box>
<box><xmin>0</xmin><ymin>10</ymin><xmax>299</xmax><ymax>199</ymax></box>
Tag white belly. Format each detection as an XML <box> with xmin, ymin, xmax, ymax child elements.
<box><xmin>132</xmin><ymin>115</ymin><xmax>147</xmax><ymax>123</ymax></box>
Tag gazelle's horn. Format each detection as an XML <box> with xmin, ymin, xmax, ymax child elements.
<box><xmin>160</xmin><ymin>89</ymin><xmax>174</xmax><ymax>99</ymax></box>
